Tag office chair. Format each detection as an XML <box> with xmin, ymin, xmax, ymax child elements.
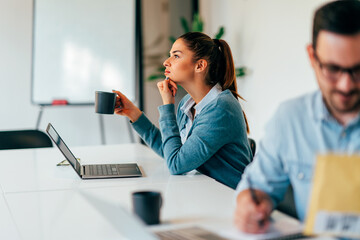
<box><xmin>276</xmin><ymin>185</ymin><xmax>299</xmax><ymax>219</ymax></box>
<box><xmin>0</xmin><ymin>130</ymin><xmax>53</xmax><ymax>150</ymax></box>
<box><xmin>248</xmin><ymin>138</ymin><xmax>256</xmax><ymax>157</ymax></box>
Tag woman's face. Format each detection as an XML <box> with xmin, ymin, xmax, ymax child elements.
<box><xmin>163</xmin><ymin>39</ymin><xmax>196</xmax><ymax>84</ymax></box>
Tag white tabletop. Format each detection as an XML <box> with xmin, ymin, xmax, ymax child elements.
<box><xmin>0</xmin><ymin>144</ymin><xmax>235</xmax><ymax>240</ymax></box>
<box><xmin>0</xmin><ymin>193</ymin><xmax>21</xmax><ymax>240</ymax></box>
<box><xmin>0</xmin><ymin>144</ymin><xmax>211</xmax><ymax>193</ymax></box>
<box><xmin>6</xmin><ymin>180</ymin><xmax>234</xmax><ymax>240</ymax></box>
<box><xmin>0</xmin><ymin>144</ymin><xmax>310</xmax><ymax>240</ymax></box>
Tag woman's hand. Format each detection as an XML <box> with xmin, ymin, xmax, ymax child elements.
<box><xmin>112</xmin><ymin>90</ymin><xmax>142</xmax><ymax>122</ymax></box>
<box><xmin>157</xmin><ymin>78</ymin><xmax>178</xmax><ymax>105</ymax></box>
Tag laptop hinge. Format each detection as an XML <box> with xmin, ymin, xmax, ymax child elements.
<box><xmin>80</xmin><ymin>166</ymin><xmax>85</xmax><ymax>175</ymax></box>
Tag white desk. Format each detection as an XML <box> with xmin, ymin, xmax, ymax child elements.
<box><xmin>0</xmin><ymin>144</ymin><xmax>211</xmax><ymax>193</ymax></box>
<box><xmin>6</xmin><ymin>181</ymin><xmax>233</xmax><ymax>240</ymax></box>
<box><xmin>0</xmin><ymin>144</ymin><xmax>312</xmax><ymax>240</ymax></box>
<box><xmin>0</xmin><ymin>144</ymin><xmax>235</xmax><ymax>240</ymax></box>
<box><xmin>0</xmin><ymin>193</ymin><xmax>21</xmax><ymax>240</ymax></box>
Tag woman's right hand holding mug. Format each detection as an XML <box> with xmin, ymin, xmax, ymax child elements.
<box><xmin>112</xmin><ymin>90</ymin><xmax>142</xmax><ymax>123</ymax></box>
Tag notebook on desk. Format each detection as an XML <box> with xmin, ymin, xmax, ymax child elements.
<box><xmin>155</xmin><ymin>225</ymin><xmax>306</xmax><ymax>240</ymax></box>
<box><xmin>46</xmin><ymin>123</ymin><xmax>142</xmax><ymax>179</ymax></box>
<box><xmin>218</xmin><ymin>212</ymin><xmax>305</xmax><ymax>240</ymax></box>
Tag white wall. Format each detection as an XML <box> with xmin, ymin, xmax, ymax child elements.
<box><xmin>200</xmin><ymin>0</ymin><xmax>330</xmax><ymax>142</ymax></box>
<box><xmin>0</xmin><ymin>0</ymin><xmax>134</xmax><ymax>146</ymax></box>
<box><xmin>1</xmin><ymin>0</ymin><xmax>334</xmax><ymax>147</ymax></box>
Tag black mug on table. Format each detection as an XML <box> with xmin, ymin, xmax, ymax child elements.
<box><xmin>95</xmin><ymin>91</ymin><xmax>116</xmax><ymax>114</ymax></box>
<box><xmin>132</xmin><ymin>191</ymin><xmax>163</xmax><ymax>225</ymax></box>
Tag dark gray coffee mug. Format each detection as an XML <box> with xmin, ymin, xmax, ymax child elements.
<box><xmin>132</xmin><ymin>191</ymin><xmax>162</xmax><ymax>225</ymax></box>
<box><xmin>95</xmin><ymin>91</ymin><xmax>116</xmax><ymax>114</ymax></box>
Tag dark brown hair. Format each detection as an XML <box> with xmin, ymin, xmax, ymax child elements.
<box><xmin>313</xmin><ymin>0</ymin><xmax>360</xmax><ymax>49</ymax></box>
<box><xmin>179</xmin><ymin>32</ymin><xmax>249</xmax><ymax>133</ymax></box>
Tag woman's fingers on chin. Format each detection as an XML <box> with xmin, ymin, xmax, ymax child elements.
<box><xmin>169</xmin><ymin>80</ymin><xmax>177</xmax><ymax>89</ymax></box>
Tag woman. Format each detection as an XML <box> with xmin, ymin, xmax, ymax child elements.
<box><xmin>113</xmin><ymin>32</ymin><xmax>252</xmax><ymax>189</ymax></box>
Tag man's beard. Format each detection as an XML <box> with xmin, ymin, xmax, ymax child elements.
<box><xmin>329</xmin><ymin>90</ymin><xmax>360</xmax><ymax>113</ymax></box>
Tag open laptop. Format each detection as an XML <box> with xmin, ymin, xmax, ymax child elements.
<box><xmin>46</xmin><ymin>123</ymin><xmax>142</xmax><ymax>179</ymax></box>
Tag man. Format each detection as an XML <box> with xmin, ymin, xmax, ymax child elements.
<box><xmin>234</xmin><ymin>0</ymin><xmax>360</xmax><ymax>234</ymax></box>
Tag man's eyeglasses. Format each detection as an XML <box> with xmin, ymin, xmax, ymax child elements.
<box><xmin>314</xmin><ymin>52</ymin><xmax>360</xmax><ymax>83</ymax></box>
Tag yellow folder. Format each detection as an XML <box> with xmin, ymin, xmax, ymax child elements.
<box><xmin>304</xmin><ymin>154</ymin><xmax>360</xmax><ymax>238</ymax></box>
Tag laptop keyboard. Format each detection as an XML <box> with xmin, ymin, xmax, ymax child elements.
<box><xmin>155</xmin><ymin>227</ymin><xmax>227</xmax><ymax>240</ymax></box>
<box><xmin>89</xmin><ymin>164</ymin><xmax>119</xmax><ymax>176</ymax></box>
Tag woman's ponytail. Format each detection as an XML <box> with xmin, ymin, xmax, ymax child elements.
<box><xmin>215</xmin><ymin>39</ymin><xmax>249</xmax><ymax>134</ymax></box>
<box><xmin>179</xmin><ymin>32</ymin><xmax>250</xmax><ymax>134</ymax></box>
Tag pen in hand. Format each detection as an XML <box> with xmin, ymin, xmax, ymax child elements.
<box><xmin>247</xmin><ymin>177</ymin><xmax>266</xmax><ymax>228</ymax></box>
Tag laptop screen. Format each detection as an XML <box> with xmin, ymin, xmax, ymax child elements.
<box><xmin>46</xmin><ymin>123</ymin><xmax>82</xmax><ymax>176</ymax></box>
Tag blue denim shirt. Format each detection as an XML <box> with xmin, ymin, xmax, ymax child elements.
<box><xmin>236</xmin><ymin>90</ymin><xmax>360</xmax><ymax>221</ymax></box>
<box><xmin>132</xmin><ymin>89</ymin><xmax>252</xmax><ymax>189</ymax></box>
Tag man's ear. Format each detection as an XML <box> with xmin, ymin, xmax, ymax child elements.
<box><xmin>307</xmin><ymin>44</ymin><xmax>316</xmax><ymax>68</ymax></box>
<box><xmin>195</xmin><ymin>59</ymin><xmax>208</xmax><ymax>73</ymax></box>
